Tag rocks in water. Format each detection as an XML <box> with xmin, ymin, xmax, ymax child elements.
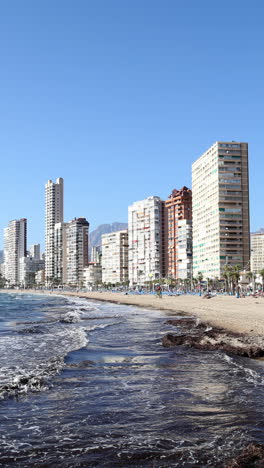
<box><xmin>167</xmin><ymin>318</ymin><xmax>197</xmax><ymax>328</ymax></box>
<box><xmin>163</xmin><ymin>319</ymin><xmax>264</xmax><ymax>358</ymax></box>
<box><xmin>226</xmin><ymin>443</ymin><xmax>264</xmax><ymax>467</ymax></box>
<box><xmin>166</xmin><ymin>318</ymin><xmax>208</xmax><ymax>331</ymax></box>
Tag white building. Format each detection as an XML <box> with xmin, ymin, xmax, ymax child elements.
<box><xmin>192</xmin><ymin>142</ymin><xmax>250</xmax><ymax>279</ymax></box>
<box><xmin>30</xmin><ymin>244</ymin><xmax>40</xmax><ymax>260</ymax></box>
<box><xmin>177</xmin><ymin>219</ymin><xmax>192</xmax><ymax>279</ymax></box>
<box><xmin>65</xmin><ymin>218</ymin><xmax>89</xmax><ymax>286</ymax></box>
<box><xmin>54</xmin><ymin>222</ymin><xmax>67</xmax><ymax>282</ymax></box>
<box><xmin>19</xmin><ymin>256</ymin><xmax>45</xmax><ymax>287</ymax></box>
<box><xmin>36</xmin><ymin>269</ymin><xmax>45</xmax><ymax>285</ymax></box>
<box><xmin>4</xmin><ymin>219</ymin><xmax>27</xmax><ymax>285</ymax></box>
<box><xmin>91</xmin><ymin>246</ymin><xmax>101</xmax><ymax>263</ymax></box>
<box><xmin>45</xmin><ymin>178</ymin><xmax>64</xmax><ymax>282</ymax></box>
<box><xmin>83</xmin><ymin>263</ymin><xmax>102</xmax><ymax>288</ymax></box>
<box><xmin>128</xmin><ymin>196</ymin><xmax>166</xmax><ymax>285</ymax></box>
<box><xmin>101</xmin><ymin>230</ymin><xmax>128</xmax><ymax>284</ymax></box>
<box><xmin>251</xmin><ymin>232</ymin><xmax>264</xmax><ymax>273</ymax></box>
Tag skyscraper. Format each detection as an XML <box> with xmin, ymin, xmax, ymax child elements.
<box><xmin>65</xmin><ymin>217</ymin><xmax>89</xmax><ymax>286</ymax></box>
<box><xmin>192</xmin><ymin>141</ymin><xmax>250</xmax><ymax>278</ymax></box>
<box><xmin>165</xmin><ymin>186</ymin><xmax>192</xmax><ymax>279</ymax></box>
<box><xmin>45</xmin><ymin>178</ymin><xmax>64</xmax><ymax>281</ymax></box>
<box><xmin>128</xmin><ymin>196</ymin><xmax>167</xmax><ymax>285</ymax></box>
<box><xmin>3</xmin><ymin>218</ymin><xmax>27</xmax><ymax>285</ymax></box>
<box><xmin>101</xmin><ymin>230</ymin><xmax>128</xmax><ymax>284</ymax></box>
<box><xmin>30</xmin><ymin>244</ymin><xmax>41</xmax><ymax>260</ymax></box>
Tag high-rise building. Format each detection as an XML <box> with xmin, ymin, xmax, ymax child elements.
<box><xmin>192</xmin><ymin>141</ymin><xmax>250</xmax><ymax>278</ymax></box>
<box><xmin>101</xmin><ymin>230</ymin><xmax>129</xmax><ymax>284</ymax></box>
<box><xmin>251</xmin><ymin>232</ymin><xmax>264</xmax><ymax>273</ymax></box>
<box><xmin>165</xmin><ymin>186</ymin><xmax>192</xmax><ymax>279</ymax></box>
<box><xmin>65</xmin><ymin>218</ymin><xmax>89</xmax><ymax>286</ymax></box>
<box><xmin>45</xmin><ymin>178</ymin><xmax>64</xmax><ymax>281</ymax></box>
<box><xmin>3</xmin><ymin>219</ymin><xmax>27</xmax><ymax>285</ymax></box>
<box><xmin>128</xmin><ymin>196</ymin><xmax>167</xmax><ymax>285</ymax></box>
<box><xmin>30</xmin><ymin>244</ymin><xmax>40</xmax><ymax>260</ymax></box>
<box><xmin>19</xmin><ymin>256</ymin><xmax>45</xmax><ymax>287</ymax></box>
<box><xmin>54</xmin><ymin>222</ymin><xmax>67</xmax><ymax>282</ymax></box>
<box><xmin>91</xmin><ymin>246</ymin><xmax>101</xmax><ymax>264</ymax></box>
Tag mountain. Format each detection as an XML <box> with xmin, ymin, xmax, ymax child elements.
<box><xmin>89</xmin><ymin>222</ymin><xmax>128</xmax><ymax>258</ymax></box>
<box><xmin>0</xmin><ymin>250</ymin><xmax>3</xmax><ymax>264</ymax></box>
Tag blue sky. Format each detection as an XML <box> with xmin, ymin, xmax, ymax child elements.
<box><xmin>0</xmin><ymin>1</ymin><xmax>263</xmax><ymax>250</ymax></box>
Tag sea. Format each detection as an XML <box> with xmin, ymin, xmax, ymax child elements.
<box><xmin>1</xmin><ymin>292</ymin><xmax>264</xmax><ymax>467</ymax></box>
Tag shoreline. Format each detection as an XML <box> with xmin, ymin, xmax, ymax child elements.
<box><xmin>1</xmin><ymin>288</ymin><xmax>264</xmax><ymax>337</ymax></box>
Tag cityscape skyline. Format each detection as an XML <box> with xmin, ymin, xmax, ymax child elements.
<box><xmin>1</xmin><ymin>2</ymin><xmax>264</xmax><ymax>248</ymax></box>
<box><xmin>0</xmin><ymin>139</ymin><xmax>263</xmax><ymax>252</ymax></box>
<box><xmin>1</xmin><ymin>140</ymin><xmax>263</xmax><ymax>287</ymax></box>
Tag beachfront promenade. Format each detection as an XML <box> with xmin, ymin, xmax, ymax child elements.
<box><xmin>1</xmin><ymin>289</ymin><xmax>264</xmax><ymax>337</ymax></box>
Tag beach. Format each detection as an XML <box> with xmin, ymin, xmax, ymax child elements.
<box><xmin>2</xmin><ymin>289</ymin><xmax>264</xmax><ymax>336</ymax></box>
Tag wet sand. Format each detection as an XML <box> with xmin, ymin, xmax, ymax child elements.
<box><xmin>2</xmin><ymin>289</ymin><xmax>264</xmax><ymax>337</ymax></box>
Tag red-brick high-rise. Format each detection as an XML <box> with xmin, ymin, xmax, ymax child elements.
<box><xmin>165</xmin><ymin>186</ymin><xmax>192</xmax><ymax>279</ymax></box>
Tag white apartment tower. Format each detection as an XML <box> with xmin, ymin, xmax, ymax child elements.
<box><xmin>128</xmin><ymin>196</ymin><xmax>166</xmax><ymax>285</ymax></box>
<box><xmin>54</xmin><ymin>222</ymin><xmax>67</xmax><ymax>282</ymax></box>
<box><xmin>251</xmin><ymin>232</ymin><xmax>264</xmax><ymax>273</ymax></box>
<box><xmin>65</xmin><ymin>218</ymin><xmax>89</xmax><ymax>286</ymax></box>
<box><xmin>192</xmin><ymin>142</ymin><xmax>250</xmax><ymax>278</ymax></box>
<box><xmin>4</xmin><ymin>219</ymin><xmax>27</xmax><ymax>285</ymax></box>
<box><xmin>45</xmin><ymin>178</ymin><xmax>64</xmax><ymax>281</ymax></box>
<box><xmin>101</xmin><ymin>230</ymin><xmax>128</xmax><ymax>284</ymax></box>
<box><xmin>30</xmin><ymin>244</ymin><xmax>40</xmax><ymax>260</ymax></box>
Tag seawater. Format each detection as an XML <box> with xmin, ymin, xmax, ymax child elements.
<box><xmin>1</xmin><ymin>292</ymin><xmax>264</xmax><ymax>467</ymax></box>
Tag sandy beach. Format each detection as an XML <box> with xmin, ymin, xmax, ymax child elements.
<box><xmin>2</xmin><ymin>289</ymin><xmax>264</xmax><ymax>337</ymax></box>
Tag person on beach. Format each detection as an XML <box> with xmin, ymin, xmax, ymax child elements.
<box><xmin>156</xmin><ymin>285</ymin><xmax>162</xmax><ymax>298</ymax></box>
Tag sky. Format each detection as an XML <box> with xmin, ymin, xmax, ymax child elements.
<box><xmin>0</xmin><ymin>0</ymin><xmax>264</xmax><ymax>250</ymax></box>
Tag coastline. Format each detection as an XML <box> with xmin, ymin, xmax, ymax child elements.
<box><xmin>1</xmin><ymin>288</ymin><xmax>264</xmax><ymax>336</ymax></box>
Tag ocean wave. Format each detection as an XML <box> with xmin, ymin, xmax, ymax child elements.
<box><xmin>223</xmin><ymin>353</ymin><xmax>264</xmax><ymax>386</ymax></box>
<box><xmin>0</xmin><ymin>327</ymin><xmax>88</xmax><ymax>399</ymax></box>
<box><xmin>0</xmin><ymin>355</ymin><xmax>65</xmax><ymax>399</ymax></box>
<box><xmin>60</xmin><ymin>310</ymin><xmax>82</xmax><ymax>323</ymax></box>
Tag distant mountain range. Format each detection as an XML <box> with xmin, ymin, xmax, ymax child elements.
<box><xmin>89</xmin><ymin>222</ymin><xmax>128</xmax><ymax>258</ymax></box>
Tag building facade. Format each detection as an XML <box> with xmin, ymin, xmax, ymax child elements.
<box><xmin>19</xmin><ymin>256</ymin><xmax>45</xmax><ymax>287</ymax></box>
<box><xmin>91</xmin><ymin>245</ymin><xmax>101</xmax><ymax>264</ymax></box>
<box><xmin>65</xmin><ymin>218</ymin><xmax>89</xmax><ymax>286</ymax></box>
<box><xmin>83</xmin><ymin>263</ymin><xmax>102</xmax><ymax>288</ymax></box>
<box><xmin>30</xmin><ymin>244</ymin><xmax>41</xmax><ymax>260</ymax></box>
<box><xmin>45</xmin><ymin>178</ymin><xmax>64</xmax><ymax>282</ymax></box>
<box><xmin>251</xmin><ymin>232</ymin><xmax>264</xmax><ymax>273</ymax></box>
<box><xmin>3</xmin><ymin>218</ymin><xmax>27</xmax><ymax>285</ymax></box>
<box><xmin>165</xmin><ymin>186</ymin><xmax>192</xmax><ymax>279</ymax></box>
<box><xmin>192</xmin><ymin>141</ymin><xmax>250</xmax><ymax>278</ymax></box>
<box><xmin>128</xmin><ymin>196</ymin><xmax>167</xmax><ymax>285</ymax></box>
<box><xmin>101</xmin><ymin>230</ymin><xmax>129</xmax><ymax>284</ymax></box>
<box><xmin>54</xmin><ymin>222</ymin><xmax>67</xmax><ymax>282</ymax></box>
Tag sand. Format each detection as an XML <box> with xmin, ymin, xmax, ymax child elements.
<box><xmin>1</xmin><ymin>289</ymin><xmax>264</xmax><ymax>337</ymax></box>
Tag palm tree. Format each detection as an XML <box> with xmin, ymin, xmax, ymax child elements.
<box><xmin>259</xmin><ymin>269</ymin><xmax>264</xmax><ymax>292</ymax></box>
<box><xmin>197</xmin><ymin>271</ymin><xmax>203</xmax><ymax>295</ymax></box>
<box><xmin>246</xmin><ymin>271</ymin><xmax>255</xmax><ymax>292</ymax></box>
<box><xmin>222</xmin><ymin>264</ymin><xmax>232</xmax><ymax>293</ymax></box>
<box><xmin>165</xmin><ymin>276</ymin><xmax>176</xmax><ymax>291</ymax></box>
<box><xmin>230</xmin><ymin>264</ymin><xmax>241</xmax><ymax>294</ymax></box>
<box><xmin>184</xmin><ymin>278</ymin><xmax>191</xmax><ymax>292</ymax></box>
<box><xmin>246</xmin><ymin>271</ymin><xmax>253</xmax><ymax>281</ymax></box>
